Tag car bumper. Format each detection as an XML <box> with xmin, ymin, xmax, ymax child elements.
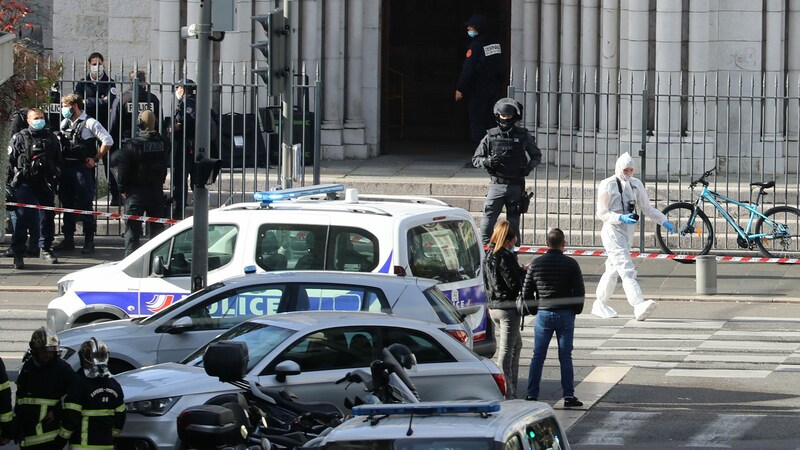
<box><xmin>472</xmin><ymin>317</ymin><xmax>496</xmax><ymax>358</ymax></box>
<box><xmin>118</xmin><ymin>410</ymin><xmax>181</xmax><ymax>450</ymax></box>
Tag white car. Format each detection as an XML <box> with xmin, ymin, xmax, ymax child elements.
<box><xmin>115</xmin><ymin>312</ymin><xmax>506</xmax><ymax>450</ymax></box>
<box><xmin>312</xmin><ymin>400</ymin><xmax>572</xmax><ymax>450</ymax></box>
<box><xmin>47</xmin><ymin>184</ymin><xmax>495</xmax><ymax>357</ymax></box>
<box><xmin>56</xmin><ymin>271</ymin><xmax>473</xmax><ymax>373</ymax></box>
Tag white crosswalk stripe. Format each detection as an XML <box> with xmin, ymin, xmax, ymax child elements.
<box><xmin>684</xmin><ymin>415</ymin><xmax>766</xmax><ymax>448</ymax></box>
<box><xmin>574</xmin><ymin>411</ymin><xmax>659</xmax><ymax>446</ymax></box>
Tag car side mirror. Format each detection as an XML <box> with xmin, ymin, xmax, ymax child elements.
<box><xmin>274</xmin><ymin>360</ymin><xmax>301</xmax><ymax>383</ymax></box>
<box><xmin>457</xmin><ymin>305</ymin><xmax>481</xmax><ymax>320</ymax></box>
<box><xmin>167</xmin><ymin>316</ymin><xmax>193</xmax><ymax>334</ymax></box>
<box><xmin>152</xmin><ymin>255</ymin><xmax>166</xmax><ymax>277</ymax></box>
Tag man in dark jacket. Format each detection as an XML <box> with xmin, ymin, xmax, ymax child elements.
<box><xmin>521</xmin><ymin>228</ymin><xmax>585</xmax><ymax>407</ymax></box>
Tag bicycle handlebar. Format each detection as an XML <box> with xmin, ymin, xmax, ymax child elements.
<box><xmin>690</xmin><ymin>166</ymin><xmax>716</xmax><ymax>188</ymax></box>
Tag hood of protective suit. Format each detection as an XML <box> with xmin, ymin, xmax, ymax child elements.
<box><xmin>615</xmin><ymin>152</ymin><xmax>635</xmax><ymax>181</ymax></box>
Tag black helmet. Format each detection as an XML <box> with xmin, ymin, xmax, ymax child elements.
<box><xmin>387</xmin><ymin>343</ymin><xmax>416</xmax><ymax>370</ymax></box>
<box><xmin>79</xmin><ymin>337</ymin><xmax>110</xmax><ymax>378</ymax></box>
<box><xmin>177</xmin><ymin>78</ymin><xmax>196</xmax><ymax>93</ymax></box>
<box><xmin>493</xmin><ymin>98</ymin><xmax>523</xmax><ymax>131</ymax></box>
<box><xmin>29</xmin><ymin>327</ymin><xmax>59</xmax><ymax>352</ymax></box>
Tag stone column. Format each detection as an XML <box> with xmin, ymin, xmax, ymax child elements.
<box><xmin>599</xmin><ymin>0</ymin><xmax>619</xmax><ymax>134</ymax></box>
<box><xmin>579</xmin><ymin>0</ymin><xmax>599</xmax><ymax>134</ymax></box>
<box><xmin>344</xmin><ymin>0</ymin><xmax>367</xmax><ymax>158</ymax></box>
<box><xmin>521</xmin><ymin>0</ymin><xmax>539</xmax><ymax>131</ymax></box>
<box><xmin>538</xmin><ymin>0</ymin><xmax>559</xmax><ymax>133</ymax></box>
<box><xmin>787</xmin><ymin>1</ymin><xmax>800</xmax><ymax>143</ymax></box>
<box><xmin>559</xmin><ymin>0</ymin><xmax>579</xmax><ymax>131</ymax></box>
<box><xmin>688</xmin><ymin>0</ymin><xmax>711</xmax><ymax>137</ymax></box>
<box><xmin>218</xmin><ymin>0</ymin><xmax>253</xmax><ymax>113</ymax></box>
<box><xmin>362</xmin><ymin>0</ymin><xmax>380</xmax><ymax>156</ymax></box>
<box><xmin>654</xmin><ymin>0</ymin><xmax>682</xmax><ymax>137</ymax></box>
<box><xmin>763</xmin><ymin>0</ymin><xmax>785</xmax><ymax>142</ymax></box>
<box><xmin>619</xmin><ymin>0</ymin><xmax>648</xmax><ymax>136</ymax></box>
<box><xmin>321</xmin><ymin>0</ymin><xmax>345</xmax><ymax>159</ymax></box>
<box><xmin>155</xmin><ymin>0</ymin><xmax>182</xmax><ymax>103</ymax></box>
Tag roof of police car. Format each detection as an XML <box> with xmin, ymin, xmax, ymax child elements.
<box><xmin>211</xmin><ymin>197</ymin><xmax>472</xmax><ymax>218</ymax></box>
<box><xmin>320</xmin><ymin>400</ymin><xmax>560</xmax><ymax>441</ymax></box>
<box><xmin>222</xmin><ymin>270</ymin><xmax>439</xmax><ymax>288</ymax></box>
<box><xmin>243</xmin><ymin>310</ymin><xmax>456</xmax><ymax>332</ymax></box>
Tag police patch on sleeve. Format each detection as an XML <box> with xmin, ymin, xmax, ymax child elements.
<box><xmin>110</xmin><ymin>87</ymin><xmax>118</xmax><ymax>96</ymax></box>
<box><xmin>483</xmin><ymin>44</ymin><xmax>501</xmax><ymax>57</ymax></box>
<box><xmin>466</xmin><ymin>49</ymin><xmax>472</xmax><ymax>58</ymax></box>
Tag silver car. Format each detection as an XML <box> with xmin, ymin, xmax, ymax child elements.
<box><xmin>57</xmin><ymin>271</ymin><xmax>473</xmax><ymax>372</ymax></box>
<box><xmin>115</xmin><ymin>312</ymin><xmax>507</xmax><ymax>450</ymax></box>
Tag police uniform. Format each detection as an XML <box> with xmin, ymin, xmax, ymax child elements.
<box><xmin>14</xmin><ymin>354</ymin><xmax>75</xmax><ymax>448</ymax></box>
<box><xmin>58</xmin><ymin>370</ymin><xmax>125</xmax><ymax>450</ymax></box>
<box><xmin>171</xmin><ymin>90</ymin><xmax>196</xmax><ymax>219</ymax></box>
<box><xmin>472</xmin><ymin>122</ymin><xmax>541</xmax><ymax>245</ymax></box>
<box><xmin>457</xmin><ymin>17</ymin><xmax>506</xmax><ymax>149</ymax></box>
<box><xmin>0</xmin><ymin>357</ymin><xmax>13</xmax><ymax>443</ymax></box>
<box><xmin>114</xmin><ymin>123</ymin><xmax>170</xmax><ymax>256</ymax></box>
<box><xmin>57</xmin><ymin>113</ymin><xmax>114</xmax><ymax>250</ymax></box>
<box><xmin>108</xmin><ymin>88</ymin><xmax>161</xmax><ymax>142</ymax></box>
<box><xmin>75</xmin><ymin>71</ymin><xmax>119</xmax><ymax>203</ymax></box>
<box><xmin>8</xmin><ymin>126</ymin><xmax>62</xmax><ymax>263</ymax></box>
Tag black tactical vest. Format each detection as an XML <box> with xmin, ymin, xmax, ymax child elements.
<box><xmin>487</xmin><ymin>126</ymin><xmax>529</xmax><ymax>180</ymax></box>
<box><xmin>131</xmin><ymin>134</ymin><xmax>168</xmax><ymax>185</ymax></box>
<box><xmin>61</xmin><ymin>120</ymin><xmax>96</xmax><ymax>161</ymax></box>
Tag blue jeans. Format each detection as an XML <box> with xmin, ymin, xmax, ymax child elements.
<box><xmin>527</xmin><ymin>309</ymin><xmax>576</xmax><ymax>399</ymax></box>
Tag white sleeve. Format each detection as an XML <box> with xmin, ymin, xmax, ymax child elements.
<box><xmin>632</xmin><ymin>178</ymin><xmax>667</xmax><ymax>224</ymax></box>
<box><xmin>86</xmin><ymin>118</ymin><xmax>114</xmax><ymax>147</ymax></box>
<box><xmin>596</xmin><ymin>178</ymin><xmax>623</xmax><ymax>224</ymax></box>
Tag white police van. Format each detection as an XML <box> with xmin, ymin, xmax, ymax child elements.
<box><xmin>47</xmin><ymin>184</ymin><xmax>495</xmax><ymax>356</ymax></box>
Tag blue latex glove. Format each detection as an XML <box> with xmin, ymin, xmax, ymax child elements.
<box><xmin>662</xmin><ymin>221</ymin><xmax>675</xmax><ymax>233</ymax></box>
<box><xmin>620</xmin><ymin>213</ymin><xmax>638</xmax><ymax>224</ymax></box>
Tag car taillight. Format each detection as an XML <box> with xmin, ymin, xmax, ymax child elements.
<box><xmin>473</xmin><ymin>333</ymin><xmax>485</xmax><ymax>342</ymax></box>
<box><xmin>446</xmin><ymin>329</ymin><xmax>469</xmax><ymax>344</ymax></box>
<box><xmin>492</xmin><ymin>373</ymin><xmax>507</xmax><ymax>397</ymax></box>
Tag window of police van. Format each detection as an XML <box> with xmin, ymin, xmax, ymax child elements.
<box><xmin>256</xmin><ymin>225</ymin><xmax>378</xmax><ymax>273</ymax></box>
<box><xmin>150</xmin><ymin>224</ymin><xmax>239</xmax><ymax>275</ymax></box>
<box><xmin>406</xmin><ymin>221</ymin><xmax>481</xmax><ymax>283</ymax></box>
<box><xmin>292</xmin><ymin>285</ymin><xmax>384</xmax><ymax>312</ymax></box>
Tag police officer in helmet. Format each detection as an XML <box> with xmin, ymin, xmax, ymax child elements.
<box><xmin>14</xmin><ymin>327</ymin><xmax>75</xmax><ymax>449</ymax></box>
<box><xmin>169</xmin><ymin>78</ymin><xmax>197</xmax><ymax>219</ymax></box>
<box><xmin>472</xmin><ymin>98</ymin><xmax>542</xmax><ymax>245</ymax></box>
<box><xmin>112</xmin><ymin>109</ymin><xmax>170</xmax><ymax>256</ymax></box>
<box><xmin>56</xmin><ymin>338</ymin><xmax>125</xmax><ymax>450</ymax></box>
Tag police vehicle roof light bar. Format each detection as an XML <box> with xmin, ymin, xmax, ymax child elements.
<box><xmin>253</xmin><ymin>184</ymin><xmax>345</xmax><ymax>206</ymax></box>
<box><xmin>351</xmin><ymin>400</ymin><xmax>500</xmax><ymax>417</ymax></box>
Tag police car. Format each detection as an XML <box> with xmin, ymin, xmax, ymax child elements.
<box><xmin>47</xmin><ymin>184</ymin><xmax>495</xmax><ymax>357</ymax></box>
<box><xmin>308</xmin><ymin>400</ymin><xmax>571</xmax><ymax>450</ymax></box>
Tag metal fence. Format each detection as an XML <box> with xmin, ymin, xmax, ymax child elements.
<box><xmin>51</xmin><ymin>59</ymin><xmax>321</xmax><ymax>236</ymax></box>
<box><xmin>512</xmin><ymin>69</ymin><xmax>800</xmax><ymax>251</ymax></box>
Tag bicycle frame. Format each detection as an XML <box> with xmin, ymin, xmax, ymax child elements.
<box><xmin>692</xmin><ymin>186</ymin><xmax>771</xmax><ymax>242</ymax></box>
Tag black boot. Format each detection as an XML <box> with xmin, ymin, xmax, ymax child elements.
<box><xmin>54</xmin><ymin>236</ymin><xmax>76</xmax><ymax>252</ymax></box>
<box><xmin>13</xmin><ymin>255</ymin><xmax>24</xmax><ymax>269</ymax></box>
<box><xmin>81</xmin><ymin>233</ymin><xmax>95</xmax><ymax>254</ymax></box>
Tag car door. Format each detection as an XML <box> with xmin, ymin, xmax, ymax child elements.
<box><xmin>255</xmin><ymin>326</ymin><xmax>377</xmax><ymax>407</ymax></box>
<box><xmin>155</xmin><ymin>282</ymin><xmax>288</xmax><ymax>363</ymax></box>
<box><xmin>138</xmin><ymin>224</ymin><xmax>241</xmax><ymax>316</ymax></box>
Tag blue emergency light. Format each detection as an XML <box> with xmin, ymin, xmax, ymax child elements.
<box><xmin>352</xmin><ymin>400</ymin><xmax>500</xmax><ymax>417</ymax></box>
<box><xmin>243</xmin><ymin>265</ymin><xmax>257</xmax><ymax>274</ymax></box>
<box><xmin>253</xmin><ymin>184</ymin><xmax>345</xmax><ymax>206</ymax></box>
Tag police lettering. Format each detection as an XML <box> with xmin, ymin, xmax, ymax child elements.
<box><xmin>126</xmin><ymin>102</ymin><xmax>154</xmax><ymax>114</ymax></box>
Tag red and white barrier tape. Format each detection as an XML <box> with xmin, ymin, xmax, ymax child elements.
<box><xmin>511</xmin><ymin>246</ymin><xmax>800</xmax><ymax>264</ymax></box>
<box><xmin>6</xmin><ymin>202</ymin><xmax>180</xmax><ymax>225</ymax></box>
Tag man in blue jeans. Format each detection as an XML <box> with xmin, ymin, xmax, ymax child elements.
<box><xmin>521</xmin><ymin>228</ymin><xmax>585</xmax><ymax>407</ymax></box>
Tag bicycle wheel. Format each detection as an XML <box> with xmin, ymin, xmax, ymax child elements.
<box><xmin>656</xmin><ymin>202</ymin><xmax>714</xmax><ymax>258</ymax></box>
<box><xmin>755</xmin><ymin>205</ymin><xmax>800</xmax><ymax>259</ymax></box>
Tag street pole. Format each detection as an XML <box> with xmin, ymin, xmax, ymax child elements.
<box><xmin>190</xmin><ymin>0</ymin><xmax>213</xmax><ymax>291</ymax></box>
<box><xmin>280</xmin><ymin>0</ymin><xmax>294</xmax><ymax>189</ymax></box>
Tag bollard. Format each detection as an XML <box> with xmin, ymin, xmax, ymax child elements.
<box><xmin>696</xmin><ymin>255</ymin><xmax>717</xmax><ymax>295</ymax></box>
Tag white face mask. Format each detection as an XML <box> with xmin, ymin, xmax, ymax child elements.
<box><xmin>175</xmin><ymin>90</ymin><xmax>183</xmax><ymax>101</ymax></box>
<box><xmin>90</xmin><ymin>64</ymin><xmax>104</xmax><ymax>75</ymax></box>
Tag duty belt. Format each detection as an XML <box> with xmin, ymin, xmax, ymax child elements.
<box><xmin>490</xmin><ymin>176</ymin><xmax>524</xmax><ymax>185</ymax></box>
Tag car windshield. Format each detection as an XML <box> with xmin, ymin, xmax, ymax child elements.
<box><xmin>138</xmin><ymin>282</ymin><xmax>226</xmax><ymax>325</ymax></box>
<box><xmin>424</xmin><ymin>286</ymin><xmax>464</xmax><ymax>325</ymax></box>
<box><xmin>406</xmin><ymin>220</ymin><xmax>481</xmax><ymax>283</ymax></box>
<box><xmin>322</xmin><ymin>439</ymin><xmax>493</xmax><ymax>450</ymax></box>
<box><xmin>181</xmin><ymin>321</ymin><xmax>294</xmax><ymax>371</ymax></box>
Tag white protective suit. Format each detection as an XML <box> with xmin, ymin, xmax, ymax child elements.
<box><xmin>594</xmin><ymin>153</ymin><xmax>667</xmax><ymax>321</ymax></box>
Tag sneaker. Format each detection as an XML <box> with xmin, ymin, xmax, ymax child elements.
<box><xmin>525</xmin><ymin>396</ymin><xmax>538</xmax><ymax>401</ymax></box>
<box><xmin>634</xmin><ymin>299</ymin><xmax>657</xmax><ymax>321</ymax></box>
<box><xmin>13</xmin><ymin>255</ymin><xmax>24</xmax><ymax>270</ymax></box>
<box><xmin>40</xmin><ymin>249</ymin><xmax>58</xmax><ymax>264</ymax></box>
<box><xmin>53</xmin><ymin>239</ymin><xmax>75</xmax><ymax>252</ymax></box>
<box><xmin>3</xmin><ymin>248</ymin><xmax>13</xmax><ymax>258</ymax></box>
<box><xmin>591</xmin><ymin>301</ymin><xmax>618</xmax><ymax>319</ymax></box>
<box><xmin>81</xmin><ymin>240</ymin><xmax>95</xmax><ymax>254</ymax></box>
<box><xmin>564</xmin><ymin>396</ymin><xmax>583</xmax><ymax>408</ymax></box>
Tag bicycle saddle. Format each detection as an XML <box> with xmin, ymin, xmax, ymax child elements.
<box><xmin>750</xmin><ymin>181</ymin><xmax>775</xmax><ymax>189</ymax></box>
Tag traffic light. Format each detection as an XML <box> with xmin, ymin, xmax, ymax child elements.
<box><xmin>193</xmin><ymin>157</ymin><xmax>222</xmax><ymax>187</ymax></box>
<box><xmin>252</xmin><ymin>8</ymin><xmax>288</xmax><ymax>96</ymax></box>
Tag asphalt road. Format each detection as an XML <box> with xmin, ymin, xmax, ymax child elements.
<box><xmin>2</xmin><ymin>293</ymin><xmax>800</xmax><ymax>448</ymax></box>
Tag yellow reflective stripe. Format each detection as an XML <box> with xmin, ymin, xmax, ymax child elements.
<box><xmin>16</xmin><ymin>397</ymin><xmax>59</xmax><ymax>406</ymax></box>
<box><xmin>81</xmin><ymin>409</ymin><xmax>115</xmax><ymax>417</ymax></box>
<box><xmin>20</xmin><ymin>430</ymin><xmax>58</xmax><ymax>446</ymax></box>
<box><xmin>112</xmin><ymin>428</ymin><xmax>121</xmax><ymax>437</ymax></box>
<box><xmin>65</xmin><ymin>401</ymin><xmax>83</xmax><ymax>412</ymax></box>
<box><xmin>0</xmin><ymin>411</ymin><xmax>12</xmax><ymax>422</ymax></box>
<box><xmin>0</xmin><ymin>380</ymin><xmax>9</xmax><ymax>390</ymax></box>
<box><xmin>114</xmin><ymin>404</ymin><xmax>126</xmax><ymax>412</ymax></box>
<box><xmin>81</xmin><ymin>416</ymin><xmax>89</xmax><ymax>446</ymax></box>
<box><xmin>58</xmin><ymin>427</ymin><xmax>73</xmax><ymax>439</ymax></box>
<box><xmin>70</xmin><ymin>446</ymin><xmax>114</xmax><ymax>450</ymax></box>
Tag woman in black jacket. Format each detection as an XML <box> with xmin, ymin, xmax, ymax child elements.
<box><xmin>483</xmin><ymin>220</ymin><xmax>526</xmax><ymax>399</ymax></box>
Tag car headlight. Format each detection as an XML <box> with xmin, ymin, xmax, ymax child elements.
<box><xmin>125</xmin><ymin>397</ymin><xmax>181</xmax><ymax>416</ymax></box>
<box><xmin>58</xmin><ymin>280</ymin><xmax>74</xmax><ymax>297</ymax></box>
<box><xmin>60</xmin><ymin>347</ymin><xmax>75</xmax><ymax>361</ymax></box>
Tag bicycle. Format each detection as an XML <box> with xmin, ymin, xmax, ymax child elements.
<box><xmin>655</xmin><ymin>167</ymin><xmax>800</xmax><ymax>259</ymax></box>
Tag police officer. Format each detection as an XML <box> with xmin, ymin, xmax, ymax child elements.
<box><xmin>74</xmin><ymin>52</ymin><xmax>120</xmax><ymax>206</ymax></box>
<box><xmin>170</xmin><ymin>79</ymin><xmax>196</xmax><ymax>219</ymax></box>
<box><xmin>0</xmin><ymin>356</ymin><xmax>13</xmax><ymax>446</ymax></box>
<box><xmin>8</xmin><ymin>108</ymin><xmax>62</xmax><ymax>269</ymax></box>
<box><xmin>472</xmin><ymin>98</ymin><xmax>541</xmax><ymax>245</ymax></box>
<box><xmin>14</xmin><ymin>327</ymin><xmax>75</xmax><ymax>449</ymax></box>
<box><xmin>108</xmin><ymin>70</ymin><xmax>161</xmax><ymax>143</ymax></box>
<box><xmin>113</xmin><ymin>110</ymin><xmax>170</xmax><ymax>256</ymax></box>
<box><xmin>456</xmin><ymin>15</ymin><xmax>506</xmax><ymax>150</ymax></box>
<box><xmin>56</xmin><ymin>338</ymin><xmax>125</xmax><ymax>450</ymax></box>
<box><xmin>54</xmin><ymin>94</ymin><xmax>114</xmax><ymax>255</ymax></box>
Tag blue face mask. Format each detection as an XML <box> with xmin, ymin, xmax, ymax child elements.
<box><xmin>30</xmin><ymin>119</ymin><xmax>46</xmax><ymax>130</ymax></box>
<box><xmin>61</xmin><ymin>106</ymin><xmax>73</xmax><ymax>119</ymax></box>
<box><xmin>468</xmin><ymin>30</ymin><xmax>478</xmax><ymax>38</ymax></box>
